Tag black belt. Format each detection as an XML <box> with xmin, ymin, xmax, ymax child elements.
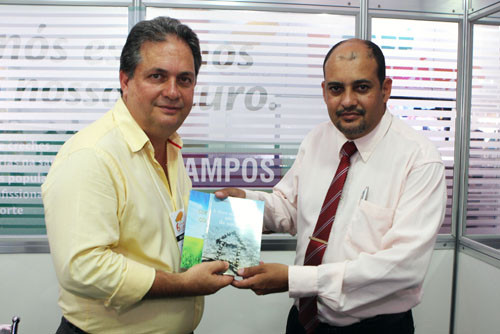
<box><xmin>316</xmin><ymin>310</ymin><xmax>414</xmax><ymax>334</ymax></box>
<box><xmin>286</xmin><ymin>306</ymin><xmax>414</xmax><ymax>334</ymax></box>
<box><xmin>57</xmin><ymin>317</ymin><xmax>196</xmax><ymax>334</ymax></box>
<box><xmin>57</xmin><ymin>317</ymin><xmax>88</xmax><ymax>334</ymax></box>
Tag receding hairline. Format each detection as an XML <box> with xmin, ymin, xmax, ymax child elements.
<box><xmin>322</xmin><ymin>38</ymin><xmax>386</xmax><ymax>86</ymax></box>
<box><xmin>324</xmin><ymin>40</ymin><xmax>374</xmax><ymax>67</ymax></box>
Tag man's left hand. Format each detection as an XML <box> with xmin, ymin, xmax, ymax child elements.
<box><xmin>232</xmin><ymin>263</ymin><xmax>288</xmax><ymax>295</ymax></box>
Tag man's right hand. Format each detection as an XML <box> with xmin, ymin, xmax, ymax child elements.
<box><xmin>181</xmin><ymin>261</ymin><xmax>234</xmax><ymax>295</ymax></box>
<box><xmin>145</xmin><ymin>261</ymin><xmax>233</xmax><ymax>298</ymax></box>
<box><xmin>214</xmin><ymin>187</ymin><xmax>246</xmax><ymax>200</ymax></box>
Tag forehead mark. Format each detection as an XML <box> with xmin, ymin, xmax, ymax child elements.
<box><xmin>334</xmin><ymin>49</ymin><xmax>374</xmax><ymax>62</ymax></box>
<box><xmin>337</xmin><ymin>51</ymin><xmax>357</xmax><ymax>61</ymax></box>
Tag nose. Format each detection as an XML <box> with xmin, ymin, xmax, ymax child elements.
<box><xmin>341</xmin><ymin>89</ymin><xmax>357</xmax><ymax>110</ymax></box>
<box><xmin>161</xmin><ymin>78</ymin><xmax>181</xmax><ymax>100</ymax></box>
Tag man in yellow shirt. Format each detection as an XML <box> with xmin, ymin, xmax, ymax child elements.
<box><xmin>42</xmin><ymin>16</ymin><xmax>233</xmax><ymax>333</ymax></box>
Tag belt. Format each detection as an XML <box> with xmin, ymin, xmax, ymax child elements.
<box><xmin>316</xmin><ymin>310</ymin><xmax>414</xmax><ymax>334</ymax></box>
<box><xmin>60</xmin><ymin>317</ymin><xmax>88</xmax><ymax>334</ymax></box>
<box><xmin>59</xmin><ymin>317</ymin><xmax>195</xmax><ymax>334</ymax></box>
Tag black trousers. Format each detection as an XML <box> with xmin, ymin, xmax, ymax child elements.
<box><xmin>56</xmin><ymin>317</ymin><xmax>87</xmax><ymax>334</ymax></box>
<box><xmin>55</xmin><ymin>316</ymin><xmax>195</xmax><ymax>334</ymax></box>
<box><xmin>286</xmin><ymin>306</ymin><xmax>414</xmax><ymax>334</ymax></box>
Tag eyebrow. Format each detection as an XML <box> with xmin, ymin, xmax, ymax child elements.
<box><xmin>353</xmin><ymin>79</ymin><xmax>372</xmax><ymax>85</ymax></box>
<box><xmin>149</xmin><ymin>68</ymin><xmax>195</xmax><ymax>77</ymax></box>
<box><xmin>326</xmin><ymin>79</ymin><xmax>372</xmax><ymax>86</ymax></box>
<box><xmin>326</xmin><ymin>81</ymin><xmax>343</xmax><ymax>87</ymax></box>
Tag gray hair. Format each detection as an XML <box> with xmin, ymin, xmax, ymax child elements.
<box><xmin>120</xmin><ymin>16</ymin><xmax>202</xmax><ymax>79</ymax></box>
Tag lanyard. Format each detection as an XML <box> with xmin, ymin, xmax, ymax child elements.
<box><xmin>142</xmin><ymin>149</ymin><xmax>186</xmax><ymax>251</ymax></box>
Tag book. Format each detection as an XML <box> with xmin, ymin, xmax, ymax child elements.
<box><xmin>180</xmin><ymin>190</ymin><xmax>211</xmax><ymax>270</ymax></box>
<box><xmin>181</xmin><ymin>189</ymin><xmax>265</xmax><ymax>276</ymax></box>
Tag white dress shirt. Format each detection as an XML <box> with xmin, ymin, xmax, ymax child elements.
<box><xmin>245</xmin><ymin>111</ymin><xmax>446</xmax><ymax>326</ymax></box>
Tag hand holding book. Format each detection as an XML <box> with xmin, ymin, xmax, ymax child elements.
<box><xmin>231</xmin><ymin>262</ymin><xmax>289</xmax><ymax>295</ymax></box>
<box><xmin>181</xmin><ymin>261</ymin><xmax>234</xmax><ymax>295</ymax></box>
<box><xmin>146</xmin><ymin>261</ymin><xmax>233</xmax><ymax>298</ymax></box>
<box><xmin>214</xmin><ymin>187</ymin><xmax>246</xmax><ymax>200</ymax></box>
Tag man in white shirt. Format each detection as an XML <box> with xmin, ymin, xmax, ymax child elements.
<box><xmin>215</xmin><ymin>39</ymin><xmax>447</xmax><ymax>333</ymax></box>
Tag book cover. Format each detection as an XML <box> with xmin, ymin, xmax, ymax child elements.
<box><xmin>181</xmin><ymin>190</ymin><xmax>264</xmax><ymax>276</ymax></box>
<box><xmin>180</xmin><ymin>190</ymin><xmax>211</xmax><ymax>269</ymax></box>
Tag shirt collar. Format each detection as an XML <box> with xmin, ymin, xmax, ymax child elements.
<box><xmin>168</xmin><ymin>133</ymin><xmax>183</xmax><ymax>150</ymax></box>
<box><xmin>335</xmin><ymin>110</ymin><xmax>392</xmax><ymax>162</ymax></box>
<box><xmin>112</xmin><ymin>98</ymin><xmax>184</xmax><ymax>153</ymax></box>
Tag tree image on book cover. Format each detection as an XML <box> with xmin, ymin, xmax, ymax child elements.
<box><xmin>203</xmin><ymin>228</ymin><xmax>257</xmax><ymax>276</ymax></box>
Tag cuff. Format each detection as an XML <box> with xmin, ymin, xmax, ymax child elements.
<box><xmin>289</xmin><ymin>265</ymin><xmax>318</xmax><ymax>298</ymax></box>
<box><xmin>105</xmin><ymin>258</ymin><xmax>156</xmax><ymax>310</ymax></box>
<box><xmin>317</xmin><ymin>261</ymin><xmax>346</xmax><ymax>309</ymax></box>
<box><xmin>243</xmin><ymin>189</ymin><xmax>260</xmax><ymax>200</ymax></box>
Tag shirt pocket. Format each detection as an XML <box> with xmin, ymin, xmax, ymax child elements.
<box><xmin>345</xmin><ymin>200</ymin><xmax>395</xmax><ymax>254</ymax></box>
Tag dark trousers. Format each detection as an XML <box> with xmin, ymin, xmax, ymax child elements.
<box><xmin>55</xmin><ymin>316</ymin><xmax>195</xmax><ymax>334</ymax></box>
<box><xmin>286</xmin><ymin>305</ymin><xmax>414</xmax><ymax>334</ymax></box>
<box><xmin>56</xmin><ymin>317</ymin><xmax>88</xmax><ymax>334</ymax></box>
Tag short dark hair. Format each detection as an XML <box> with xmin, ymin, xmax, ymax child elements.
<box><xmin>322</xmin><ymin>39</ymin><xmax>386</xmax><ymax>86</ymax></box>
<box><xmin>120</xmin><ymin>16</ymin><xmax>202</xmax><ymax>79</ymax></box>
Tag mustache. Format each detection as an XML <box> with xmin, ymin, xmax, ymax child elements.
<box><xmin>155</xmin><ymin>100</ymin><xmax>183</xmax><ymax>109</ymax></box>
<box><xmin>335</xmin><ymin>109</ymin><xmax>366</xmax><ymax>117</ymax></box>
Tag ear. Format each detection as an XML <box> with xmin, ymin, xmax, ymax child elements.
<box><xmin>321</xmin><ymin>80</ymin><xmax>327</xmax><ymax>103</ymax></box>
<box><xmin>119</xmin><ymin>71</ymin><xmax>130</xmax><ymax>100</ymax></box>
<box><xmin>382</xmin><ymin>77</ymin><xmax>392</xmax><ymax>103</ymax></box>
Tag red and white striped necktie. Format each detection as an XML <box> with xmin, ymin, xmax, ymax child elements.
<box><xmin>299</xmin><ymin>140</ymin><xmax>357</xmax><ymax>333</ymax></box>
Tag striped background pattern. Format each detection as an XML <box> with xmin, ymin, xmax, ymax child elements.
<box><xmin>0</xmin><ymin>5</ymin><xmax>461</xmax><ymax>235</ymax></box>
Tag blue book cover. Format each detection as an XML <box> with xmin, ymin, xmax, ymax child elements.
<box><xmin>181</xmin><ymin>190</ymin><xmax>264</xmax><ymax>276</ymax></box>
<box><xmin>180</xmin><ymin>190</ymin><xmax>211</xmax><ymax>269</ymax></box>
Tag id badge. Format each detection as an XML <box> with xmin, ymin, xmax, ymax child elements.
<box><xmin>170</xmin><ymin>209</ymin><xmax>185</xmax><ymax>251</ymax></box>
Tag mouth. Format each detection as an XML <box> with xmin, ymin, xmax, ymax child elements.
<box><xmin>156</xmin><ymin>105</ymin><xmax>182</xmax><ymax>114</ymax></box>
<box><xmin>336</xmin><ymin>110</ymin><xmax>364</xmax><ymax>122</ymax></box>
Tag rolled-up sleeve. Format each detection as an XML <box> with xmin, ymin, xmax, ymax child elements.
<box><xmin>42</xmin><ymin>148</ymin><xmax>155</xmax><ymax>311</ymax></box>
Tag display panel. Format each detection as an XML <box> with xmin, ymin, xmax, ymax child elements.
<box><xmin>372</xmin><ymin>18</ymin><xmax>458</xmax><ymax>233</ymax></box>
<box><xmin>467</xmin><ymin>24</ymin><xmax>500</xmax><ymax>236</ymax></box>
<box><xmin>0</xmin><ymin>5</ymin><xmax>128</xmax><ymax>234</ymax></box>
<box><xmin>0</xmin><ymin>5</ymin><xmax>459</xmax><ymax>237</ymax></box>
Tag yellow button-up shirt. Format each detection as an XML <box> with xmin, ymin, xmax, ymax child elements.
<box><xmin>42</xmin><ymin>98</ymin><xmax>203</xmax><ymax>333</ymax></box>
